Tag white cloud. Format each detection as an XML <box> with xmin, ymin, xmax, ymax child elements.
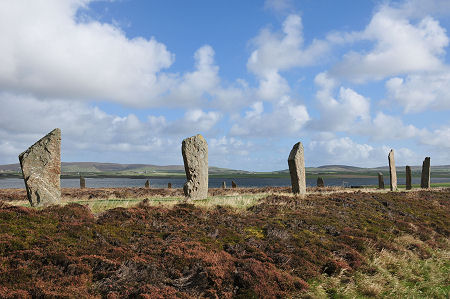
<box><xmin>420</xmin><ymin>126</ymin><xmax>450</xmax><ymax>148</ymax></box>
<box><xmin>247</xmin><ymin>14</ymin><xmax>329</xmax><ymax>101</ymax></box>
<box><xmin>230</xmin><ymin>96</ymin><xmax>310</xmax><ymax>137</ymax></box>
<box><xmin>264</xmin><ymin>0</ymin><xmax>293</xmax><ymax>15</ymax></box>
<box><xmin>308</xmin><ymin>135</ymin><xmax>376</xmax><ymax>166</ymax></box>
<box><xmin>0</xmin><ymin>92</ymin><xmax>221</xmax><ymax>164</ymax></box>
<box><xmin>209</xmin><ymin>136</ymin><xmax>252</xmax><ymax>157</ymax></box>
<box><xmin>248</xmin><ymin>14</ymin><xmax>329</xmax><ymax>75</ymax></box>
<box><xmin>392</xmin><ymin>0</ymin><xmax>450</xmax><ymax>18</ymax></box>
<box><xmin>386</xmin><ymin>71</ymin><xmax>450</xmax><ymax>112</ymax></box>
<box><xmin>166</xmin><ymin>109</ymin><xmax>221</xmax><ymax>135</ymax></box>
<box><xmin>311</xmin><ymin>72</ymin><xmax>370</xmax><ymax>131</ymax></box>
<box><xmin>308</xmin><ymin>134</ymin><xmax>423</xmax><ymax>167</ymax></box>
<box><xmin>331</xmin><ymin>5</ymin><xmax>449</xmax><ymax>81</ymax></box>
<box><xmin>0</xmin><ymin>0</ymin><xmax>176</xmax><ymax>107</ymax></box>
<box><xmin>358</xmin><ymin>112</ymin><xmax>424</xmax><ymax>141</ymax></box>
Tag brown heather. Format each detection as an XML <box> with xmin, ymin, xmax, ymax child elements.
<box><xmin>0</xmin><ymin>188</ymin><xmax>448</xmax><ymax>298</ymax></box>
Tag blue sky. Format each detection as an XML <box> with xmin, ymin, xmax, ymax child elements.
<box><xmin>0</xmin><ymin>0</ymin><xmax>449</xmax><ymax>171</ymax></box>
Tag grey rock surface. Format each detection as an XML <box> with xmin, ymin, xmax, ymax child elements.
<box><xmin>231</xmin><ymin>181</ymin><xmax>237</xmax><ymax>188</ymax></box>
<box><xmin>145</xmin><ymin>179</ymin><xmax>150</xmax><ymax>188</ymax></box>
<box><xmin>182</xmin><ymin>134</ymin><xmax>208</xmax><ymax>200</ymax></box>
<box><xmin>406</xmin><ymin>166</ymin><xmax>412</xmax><ymax>190</ymax></box>
<box><xmin>19</xmin><ymin>128</ymin><xmax>61</xmax><ymax>206</ymax></box>
<box><xmin>317</xmin><ymin>177</ymin><xmax>324</xmax><ymax>187</ymax></box>
<box><xmin>288</xmin><ymin>142</ymin><xmax>306</xmax><ymax>196</ymax></box>
<box><xmin>378</xmin><ymin>172</ymin><xmax>385</xmax><ymax>189</ymax></box>
<box><xmin>388</xmin><ymin>149</ymin><xmax>397</xmax><ymax>191</ymax></box>
<box><xmin>222</xmin><ymin>181</ymin><xmax>226</xmax><ymax>189</ymax></box>
<box><xmin>421</xmin><ymin>157</ymin><xmax>430</xmax><ymax>189</ymax></box>
<box><xmin>80</xmin><ymin>176</ymin><xmax>86</xmax><ymax>189</ymax></box>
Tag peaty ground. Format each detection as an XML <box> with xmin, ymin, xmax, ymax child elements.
<box><xmin>0</xmin><ymin>187</ymin><xmax>448</xmax><ymax>298</ymax></box>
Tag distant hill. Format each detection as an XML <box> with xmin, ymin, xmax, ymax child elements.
<box><xmin>0</xmin><ymin>162</ymin><xmax>250</xmax><ymax>176</ymax></box>
<box><xmin>1</xmin><ymin>162</ymin><xmax>449</xmax><ymax>176</ymax></box>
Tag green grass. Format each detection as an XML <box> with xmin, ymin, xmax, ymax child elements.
<box><xmin>12</xmin><ymin>194</ymin><xmax>268</xmax><ymax>213</ymax></box>
<box><xmin>299</xmin><ymin>235</ymin><xmax>450</xmax><ymax>299</ymax></box>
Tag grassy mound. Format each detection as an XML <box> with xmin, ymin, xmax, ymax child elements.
<box><xmin>0</xmin><ymin>190</ymin><xmax>448</xmax><ymax>298</ymax></box>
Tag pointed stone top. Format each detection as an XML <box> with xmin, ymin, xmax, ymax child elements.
<box><xmin>288</xmin><ymin>142</ymin><xmax>303</xmax><ymax>161</ymax></box>
<box><xmin>19</xmin><ymin>128</ymin><xmax>61</xmax><ymax>159</ymax></box>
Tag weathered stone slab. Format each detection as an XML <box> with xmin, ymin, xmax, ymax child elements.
<box><xmin>168</xmin><ymin>182</ymin><xmax>172</xmax><ymax>189</ymax></box>
<box><xmin>222</xmin><ymin>181</ymin><xmax>226</xmax><ymax>189</ymax></box>
<box><xmin>421</xmin><ymin>157</ymin><xmax>430</xmax><ymax>189</ymax></box>
<box><xmin>231</xmin><ymin>181</ymin><xmax>237</xmax><ymax>188</ymax></box>
<box><xmin>288</xmin><ymin>142</ymin><xmax>306</xmax><ymax>196</ymax></box>
<box><xmin>19</xmin><ymin>128</ymin><xmax>61</xmax><ymax>206</ymax></box>
<box><xmin>405</xmin><ymin>166</ymin><xmax>412</xmax><ymax>190</ymax></box>
<box><xmin>317</xmin><ymin>177</ymin><xmax>324</xmax><ymax>187</ymax></box>
<box><xmin>182</xmin><ymin>134</ymin><xmax>208</xmax><ymax>200</ymax></box>
<box><xmin>388</xmin><ymin>149</ymin><xmax>397</xmax><ymax>191</ymax></box>
<box><xmin>378</xmin><ymin>172</ymin><xmax>384</xmax><ymax>189</ymax></box>
<box><xmin>145</xmin><ymin>179</ymin><xmax>150</xmax><ymax>188</ymax></box>
<box><xmin>80</xmin><ymin>176</ymin><xmax>86</xmax><ymax>189</ymax></box>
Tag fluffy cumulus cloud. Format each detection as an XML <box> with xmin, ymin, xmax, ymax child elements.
<box><xmin>308</xmin><ymin>134</ymin><xmax>376</xmax><ymax>166</ymax></box>
<box><xmin>0</xmin><ymin>92</ymin><xmax>222</xmax><ymax>164</ymax></box>
<box><xmin>420</xmin><ymin>126</ymin><xmax>450</xmax><ymax>149</ymax></box>
<box><xmin>264</xmin><ymin>0</ymin><xmax>294</xmax><ymax>15</ymax></box>
<box><xmin>386</xmin><ymin>71</ymin><xmax>450</xmax><ymax>112</ymax></box>
<box><xmin>0</xmin><ymin>0</ymin><xmax>449</xmax><ymax>169</ymax></box>
<box><xmin>229</xmin><ymin>97</ymin><xmax>310</xmax><ymax>137</ymax></box>
<box><xmin>307</xmin><ymin>134</ymin><xmax>424</xmax><ymax>167</ymax></box>
<box><xmin>311</xmin><ymin>72</ymin><xmax>370</xmax><ymax>131</ymax></box>
<box><xmin>248</xmin><ymin>14</ymin><xmax>329</xmax><ymax>101</ymax></box>
<box><xmin>0</xmin><ymin>0</ymin><xmax>175</xmax><ymax>107</ymax></box>
<box><xmin>331</xmin><ymin>4</ymin><xmax>449</xmax><ymax>82</ymax></box>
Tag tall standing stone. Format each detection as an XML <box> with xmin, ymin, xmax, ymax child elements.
<box><xmin>421</xmin><ymin>157</ymin><xmax>430</xmax><ymax>189</ymax></box>
<box><xmin>221</xmin><ymin>181</ymin><xmax>226</xmax><ymax>189</ymax></box>
<box><xmin>19</xmin><ymin>128</ymin><xmax>61</xmax><ymax>206</ymax></box>
<box><xmin>231</xmin><ymin>180</ymin><xmax>237</xmax><ymax>188</ymax></box>
<box><xmin>405</xmin><ymin>166</ymin><xmax>412</xmax><ymax>190</ymax></box>
<box><xmin>288</xmin><ymin>142</ymin><xmax>306</xmax><ymax>196</ymax></box>
<box><xmin>145</xmin><ymin>179</ymin><xmax>150</xmax><ymax>189</ymax></box>
<box><xmin>378</xmin><ymin>172</ymin><xmax>385</xmax><ymax>189</ymax></box>
<box><xmin>80</xmin><ymin>176</ymin><xmax>86</xmax><ymax>189</ymax></box>
<box><xmin>182</xmin><ymin>134</ymin><xmax>208</xmax><ymax>200</ymax></box>
<box><xmin>317</xmin><ymin>177</ymin><xmax>324</xmax><ymax>187</ymax></box>
<box><xmin>388</xmin><ymin>149</ymin><xmax>397</xmax><ymax>191</ymax></box>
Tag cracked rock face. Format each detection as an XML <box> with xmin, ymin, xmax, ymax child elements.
<box><xmin>182</xmin><ymin>134</ymin><xmax>208</xmax><ymax>200</ymax></box>
<box><xmin>288</xmin><ymin>142</ymin><xmax>306</xmax><ymax>196</ymax></box>
<box><xmin>19</xmin><ymin>128</ymin><xmax>61</xmax><ymax>206</ymax></box>
<box><xmin>421</xmin><ymin>157</ymin><xmax>430</xmax><ymax>189</ymax></box>
<box><xmin>406</xmin><ymin>166</ymin><xmax>412</xmax><ymax>190</ymax></box>
<box><xmin>378</xmin><ymin>172</ymin><xmax>385</xmax><ymax>189</ymax></box>
<box><xmin>388</xmin><ymin>149</ymin><xmax>397</xmax><ymax>191</ymax></box>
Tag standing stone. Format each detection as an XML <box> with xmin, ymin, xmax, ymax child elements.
<box><xmin>388</xmin><ymin>149</ymin><xmax>397</xmax><ymax>191</ymax></box>
<box><xmin>405</xmin><ymin>166</ymin><xmax>412</xmax><ymax>190</ymax></box>
<box><xmin>222</xmin><ymin>181</ymin><xmax>226</xmax><ymax>189</ymax></box>
<box><xmin>168</xmin><ymin>182</ymin><xmax>172</xmax><ymax>189</ymax></box>
<box><xmin>80</xmin><ymin>176</ymin><xmax>86</xmax><ymax>189</ymax></box>
<box><xmin>288</xmin><ymin>142</ymin><xmax>306</xmax><ymax>196</ymax></box>
<box><xmin>231</xmin><ymin>180</ymin><xmax>237</xmax><ymax>188</ymax></box>
<box><xmin>421</xmin><ymin>157</ymin><xmax>431</xmax><ymax>189</ymax></box>
<box><xmin>317</xmin><ymin>177</ymin><xmax>324</xmax><ymax>187</ymax></box>
<box><xmin>145</xmin><ymin>179</ymin><xmax>150</xmax><ymax>189</ymax></box>
<box><xmin>378</xmin><ymin>172</ymin><xmax>385</xmax><ymax>189</ymax></box>
<box><xmin>182</xmin><ymin>134</ymin><xmax>208</xmax><ymax>200</ymax></box>
<box><xmin>19</xmin><ymin>128</ymin><xmax>61</xmax><ymax>206</ymax></box>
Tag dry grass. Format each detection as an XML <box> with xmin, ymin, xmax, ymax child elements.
<box><xmin>299</xmin><ymin>235</ymin><xmax>450</xmax><ymax>298</ymax></box>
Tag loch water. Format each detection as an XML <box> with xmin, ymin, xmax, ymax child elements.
<box><xmin>1</xmin><ymin>177</ymin><xmax>449</xmax><ymax>189</ymax></box>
